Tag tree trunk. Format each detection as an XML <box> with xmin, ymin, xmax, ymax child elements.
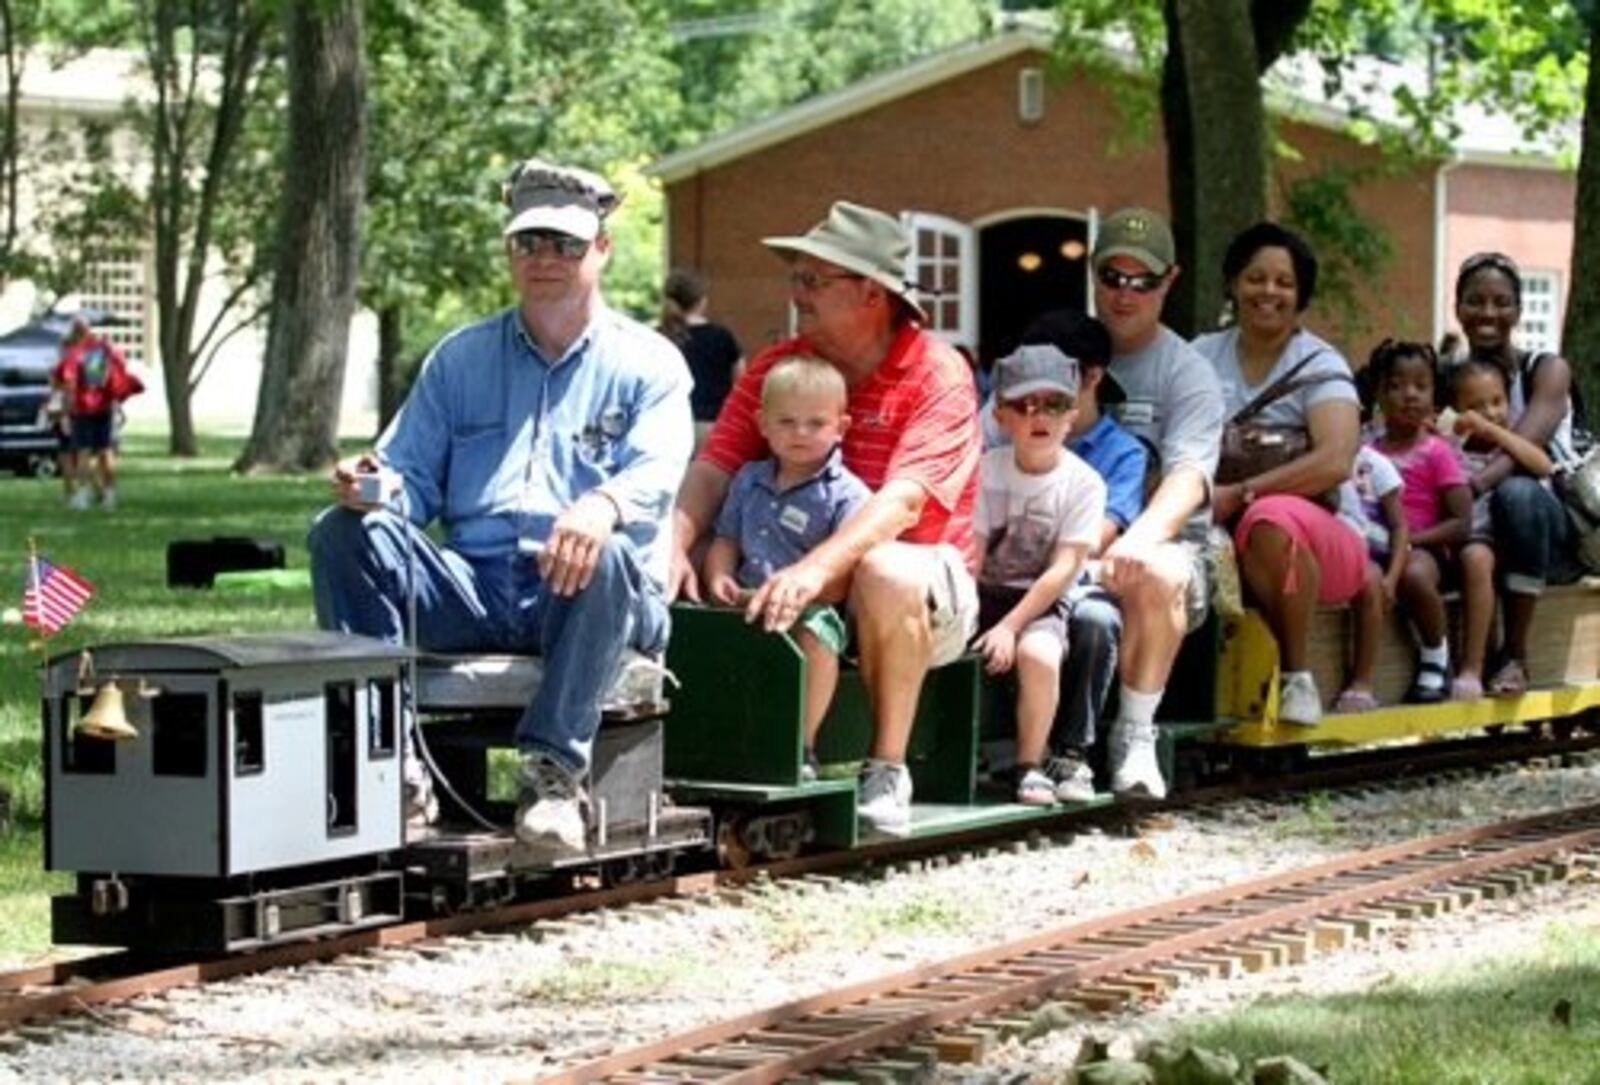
<box><xmin>1562</xmin><ymin>22</ymin><xmax>1600</xmax><ymax>416</ymax></box>
<box><xmin>146</xmin><ymin>0</ymin><xmax>268</xmax><ymax>456</ymax></box>
<box><xmin>1159</xmin><ymin>0</ymin><xmax>1311</xmax><ymax>336</ymax></box>
<box><xmin>376</xmin><ymin>303</ymin><xmax>404</xmax><ymax>435</ymax></box>
<box><xmin>236</xmin><ymin>0</ymin><xmax>365</xmax><ymax>472</ymax></box>
<box><xmin>1163</xmin><ymin>0</ymin><xmax>1266</xmax><ymax>335</ymax></box>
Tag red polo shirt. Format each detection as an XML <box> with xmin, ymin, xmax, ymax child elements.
<box><xmin>700</xmin><ymin>324</ymin><xmax>979</xmax><ymax>569</ymax></box>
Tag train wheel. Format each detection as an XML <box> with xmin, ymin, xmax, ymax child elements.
<box><xmin>716</xmin><ymin>817</ymin><xmax>753</xmax><ymax>870</ymax></box>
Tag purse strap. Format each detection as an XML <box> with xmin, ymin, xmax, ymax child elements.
<box><xmin>1229</xmin><ymin>342</ymin><xmax>1349</xmax><ymax>425</ymax></box>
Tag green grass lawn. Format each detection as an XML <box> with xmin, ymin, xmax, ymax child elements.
<box><xmin>0</xmin><ymin>432</ymin><xmax>330</xmax><ymax>962</ymax></box>
<box><xmin>1151</xmin><ymin>919</ymin><xmax>1600</xmax><ymax>1085</ymax></box>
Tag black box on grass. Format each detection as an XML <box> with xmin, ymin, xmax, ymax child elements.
<box><xmin>166</xmin><ymin>536</ymin><xmax>285</xmax><ymax>589</ymax></box>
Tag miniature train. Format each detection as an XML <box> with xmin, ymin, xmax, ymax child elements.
<box><xmin>42</xmin><ymin>587</ymin><xmax>1600</xmax><ymax>953</ymax></box>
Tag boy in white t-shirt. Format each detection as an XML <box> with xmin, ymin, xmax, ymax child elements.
<box><xmin>974</xmin><ymin>342</ymin><xmax>1106</xmax><ymax>805</ymax></box>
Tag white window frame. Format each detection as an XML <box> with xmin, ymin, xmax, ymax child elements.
<box><xmin>1514</xmin><ymin>268</ymin><xmax>1562</xmax><ymax>356</ymax></box>
<box><xmin>78</xmin><ymin>246</ymin><xmax>151</xmax><ymax>365</ymax></box>
<box><xmin>900</xmin><ymin>210</ymin><xmax>976</xmax><ymax>352</ymax></box>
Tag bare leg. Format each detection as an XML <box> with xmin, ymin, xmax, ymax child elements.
<box><xmin>1457</xmin><ymin>542</ymin><xmax>1496</xmax><ymax>682</ymax></box>
<box><xmin>793</xmin><ymin>627</ymin><xmax>839</xmax><ymax>751</ymax></box>
<box><xmin>1014</xmin><ymin>629</ymin><xmax>1063</xmax><ymax>766</ymax></box>
<box><xmin>1239</xmin><ymin>522</ymin><xmax>1321</xmax><ymax>672</ymax></box>
<box><xmin>1501</xmin><ymin>590</ymin><xmax>1537</xmax><ymax>663</ymax></box>
<box><xmin>1115</xmin><ymin>544</ymin><xmax>1188</xmax><ymax>697</ymax></box>
<box><xmin>1347</xmin><ymin>561</ymin><xmax>1383</xmax><ymax>692</ymax></box>
<box><xmin>850</xmin><ymin>543</ymin><xmax>933</xmax><ymax>763</ymax></box>
<box><xmin>1399</xmin><ymin>548</ymin><xmax>1446</xmax><ymax>650</ymax></box>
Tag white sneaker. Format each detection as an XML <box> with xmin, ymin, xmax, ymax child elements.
<box><xmin>100</xmin><ymin>488</ymin><xmax>116</xmax><ymax>511</ymax></box>
<box><xmin>68</xmin><ymin>489</ymin><xmax>92</xmax><ymax>510</ymax></box>
<box><xmin>514</xmin><ymin>754</ymin><xmax>588</xmax><ymax>855</ymax></box>
<box><xmin>857</xmin><ymin>759</ymin><xmax>913</xmax><ymax>837</ymax></box>
<box><xmin>1279</xmin><ymin>671</ymin><xmax>1324</xmax><ymax>727</ymax></box>
<box><xmin>1108</xmin><ymin>718</ymin><xmax>1167</xmax><ymax>800</ymax></box>
<box><xmin>1046</xmin><ymin>755</ymin><xmax>1097</xmax><ymax>804</ymax></box>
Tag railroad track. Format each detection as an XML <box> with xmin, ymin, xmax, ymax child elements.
<box><xmin>536</xmin><ymin>801</ymin><xmax>1600</xmax><ymax>1084</ymax></box>
<box><xmin>3</xmin><ymin>733</ymin><xmax>1596</xmax><ymax>1036</ymax></box>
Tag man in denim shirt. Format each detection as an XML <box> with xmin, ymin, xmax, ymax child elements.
<box><xmin>309</xmin><ymin>159</ymin><xmax>693</xmax><ymax>855</ymax></box>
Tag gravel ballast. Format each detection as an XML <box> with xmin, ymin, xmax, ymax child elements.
<box><xmin>3</xmin><ymin>759</ymin><xmax>1598</xmax><ymax>1083</ymax></box>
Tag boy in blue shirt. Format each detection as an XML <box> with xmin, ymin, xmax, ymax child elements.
<box><xmin>980</xmin><ymin>311</ymin><xmax>1147</xmax><ymax>802</ymax></box>
<box><xmin>705</xmin><ymin>356</ymin><xmax>871</xmax><ymax>780</ymax></box>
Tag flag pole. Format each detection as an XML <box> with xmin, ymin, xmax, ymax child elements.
<box><xmin>26</xmin><ymin>535</ymin><xmax>49</xmax><ymax>673</ymax></box>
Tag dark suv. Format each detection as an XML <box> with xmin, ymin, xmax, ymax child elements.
<box><xmin>0</xmin><ymin>311</ymin><xmax>116</xmax><ymax>477</ymax></box>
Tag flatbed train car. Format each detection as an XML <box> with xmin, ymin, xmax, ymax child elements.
<box><xmin>41</xmin><ymin>582</ymin><xmax>1600</xmax><ymax>953</ymax></box>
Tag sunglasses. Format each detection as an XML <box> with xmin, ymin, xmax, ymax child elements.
<box><xmin>1096</xmin><ymin>265</ymin><xmax>1167</xmax><ymax>294</ymax></box>
<box><xmin>1000</xmin><ymin>393</ymin><xmax>1075</xmax><ymax>417</ymax></box>
<box><xmin>789</xmin><ymin>269</ymin><xmax>863</xmax><ymax>292</ymax></box>
<box><xmin>510</xmin><ymin>229</ymin><xmax>591</xmax><ymax>260</ymax></box>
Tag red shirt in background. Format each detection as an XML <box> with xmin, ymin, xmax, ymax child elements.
<box><xmin>54</xmin><ymin>335</ymin><xmax>130</xmax><ymax>417</ymax></box>
<box><xmin>700</xmin><ymin>324</ymin><xmax>980</xmax><ymax>570</ymax></box>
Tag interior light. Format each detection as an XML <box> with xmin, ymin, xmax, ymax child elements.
<box><xmin>1017</xmin><ymin>252</ymin><xmax>1043</xmax><ymax>273</ymax></box>
<box><xmin>1060</xmin><ymin>240</ymin><xmax>1086</xmax><ymax>261</ymax></box>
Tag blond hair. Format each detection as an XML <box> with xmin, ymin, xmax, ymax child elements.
<box><xmin>760</xmin><ymin>355</ymin><xmax>848</xmax><ymax>413</ymax></box>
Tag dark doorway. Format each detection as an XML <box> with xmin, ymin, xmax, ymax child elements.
<box><xmin>978</xmin><ymin>216</ymin><xmax>1090</xmax><ymax>369</ymax></box>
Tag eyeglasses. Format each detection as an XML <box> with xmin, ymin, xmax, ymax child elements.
<box><xmin>1096</xmin><ymin>265</ymin><xmax>1167</xmax><ymax>294</ymax></box>
<box><xmin>509</xmin><ymin>230</ymin><xmax>591</xmax><ymax>260</ymax></box>
<box><xmin>1000</xmin><ymin>393</ymin><xmax>1075</xmax><ymax>417</ymax></box>
<box><xmin>789</xmin><ymin>269</ymin><xmax>862</xmax><ymax>293</ymax></box>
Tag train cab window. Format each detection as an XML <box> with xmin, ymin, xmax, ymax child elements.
<box><xmin>151</xmin><ymin>692</ymin><xmax>209</xmax><ymax>777</ymax></box>
<box><xmin>325</xmin><ymin>681</ymin><xmax>358</xmax><ymax>836</ymax></box>
<box><xmin>60</xmin><ymin>694</ymin><xmax>114</xmax><ymax>775</ymax></box>
<box><xmin>367</xmin><ymin>678</ymin><xmax>397</xmax><ymax>760</ymax></box>
<box><xmin>233</xmin><ymin>691</ymin><xmax>265</xmax><ymax>776</ymax></box>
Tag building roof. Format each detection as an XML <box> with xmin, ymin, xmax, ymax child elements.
<box><xmin>651</xmin><ymin>25</ymin><xmax>1569</xmax><ymax>183</ymax></box>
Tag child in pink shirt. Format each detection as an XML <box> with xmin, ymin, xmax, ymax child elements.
<box><xmin>1367</xmin><ymin>340</ymin><xmax>1489</xmax><ymax>702</ymax></box>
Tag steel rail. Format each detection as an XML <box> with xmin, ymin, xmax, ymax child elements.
<box><xmin>3</xmin><ymin>733</ymin><xmax>1595</xmax><ymax>1033</ymax></box>
<box><xmin>533</xmin><ymin>802</ymin><xmax>1600</xmax><ymax>1084</ymax></box>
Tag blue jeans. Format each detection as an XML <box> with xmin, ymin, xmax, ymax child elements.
<box><xmin>1489</xmin><ymin>476</ymin><xmax>1582</xmax><ymax>595</ymax></box>
<box><xmin>1055</xmin><ymin>583</ymin><xmax>1121</xmax><ymax>751</ymax></box>
<box><xmin>307</xmin><ymin>507</ymin><xmax>669</xmax><ymax>775</ymax></box>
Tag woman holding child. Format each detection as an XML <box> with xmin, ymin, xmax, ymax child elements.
<box><xmin>1451</xmin><ymin>252</ymin><xmax>1584</xmax><ymax>694</ymax></box>
<box><xmin>1193</xmin><ymin>223</ymin><xmax>1366</xmax><ymax>727</ymax></box>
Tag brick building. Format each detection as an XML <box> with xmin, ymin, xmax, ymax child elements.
<box><xmin>652</xmin><ymin>27</ymin><xmax>1575</xmax><ymax>369</ymax></box>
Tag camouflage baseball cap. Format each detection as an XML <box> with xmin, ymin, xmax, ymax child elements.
<box><xmin>1093</xmin><ymin>207</ymin><xmax>1175</xmax><ymax>275</ymax></box>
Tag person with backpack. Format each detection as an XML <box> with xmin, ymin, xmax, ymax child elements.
<box><xmin>52</xmin><ymin>316</ymin><xmax>141</xmax><ymax>510</ymax></box>
<box><xmin>1450</xmin><ymin>252</ymin><xmax>1585</xmax><ymax>694</ymax></box>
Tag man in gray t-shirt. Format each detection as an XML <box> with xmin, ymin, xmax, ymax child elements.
<box><xmin>1090</xmin><ymin>208</ymin><xmax>1225</xmax><ymax>801</ymax></box>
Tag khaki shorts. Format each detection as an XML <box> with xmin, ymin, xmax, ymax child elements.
<box><xmin>922</xmin><ymin>543</ymin><xmax>981</xmax><ymax>667</ymax></box>
<box><xmin>1181</xmin><ymin>540</ymin><xmax>1211</xmax><ymax>634</ymax></box>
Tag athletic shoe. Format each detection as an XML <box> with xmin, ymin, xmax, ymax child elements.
<box><xmin>68</xmin><ymin>489</ymin><xmax>92</xmax><ymax>510</ymax></box>
<box><xmin>514</xmin><ymin>753</ymin><xmax>588</xmax><ymax>854</ymax></box>
<box><xmin>799</xmin><ymin>747</ymin><xmax>820</xmax><ymax>783</ymax></box>
<box><xmin>1108</xmin><ymin>719</ymin><xmax>1167</xmax><ymax>800</ymax></box>
<box><xmin>1045</xmin><ymin>754</ymin><xmax>1097</xmax><ymax>804</ymax></box>
<box><xmin>402</xmin><ymin>755</ymin><xmax>439</xmax><ymax>829</ymax></box>
<box><xmin>1279</xmin><ymin>671</ymin><xmax>1323</xmax><ymax>727</ymax></box>
<box><xmin>857</xmin><ymin>759</ymin><xmax>912</xmax><ymax>836</ymax></box>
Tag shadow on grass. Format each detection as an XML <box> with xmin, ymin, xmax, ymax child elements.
<box><xmin>1168</xmin><ymin>930</ymin><xmax>1600</xmax><ymax>1085</ymax></box>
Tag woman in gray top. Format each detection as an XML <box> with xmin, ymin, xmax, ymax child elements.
<box><xmin>1191</xmin><ymin>223</ymin><xmax>1365</xmax><ymax>728</ymax></box>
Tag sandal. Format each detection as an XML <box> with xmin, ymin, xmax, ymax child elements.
<box><xmin>1451</xmin><ymin>675</ymin><xmax>1483</xmax><ymax>701</ymax></box>
<box><xmin>1405</xmin><ymin>660</ymin><xmax>1450</xmax><ymax>704</ymax></box>
<box><xmin>1488</xmin><ymin>659</ymin><xmax>1530</xmax><ymax>696</ymax></box>
<box><xmin>1333</xmin><ymin>687</ymin><xmax>1380</xmax><ymax>714</ymax></box>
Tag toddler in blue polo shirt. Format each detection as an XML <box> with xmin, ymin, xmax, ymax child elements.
<box><xmin>705</xmin><ymin>355</ymin><xmax>871</xmax><ymax>781</ymax></box>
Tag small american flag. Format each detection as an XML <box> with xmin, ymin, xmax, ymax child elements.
<box><xmin>23</xmin><ymin>555</ymin><xmax>95</xmax><ymax>635</ymax></box>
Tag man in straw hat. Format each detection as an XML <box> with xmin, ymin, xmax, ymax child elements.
<box><xmin>671</xmin><ymin>200</ymin><xmax>981</xmax><ymax>837</ymax></box>
<box><xmin>309</xmin><ymin>158</ymin><xmax>693</xmax><ymax>855</ymax></box>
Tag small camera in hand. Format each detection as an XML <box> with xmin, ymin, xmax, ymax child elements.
<box><xmin>354</xmin><ymin>471</ymin><xmax>390</xmax><ymax>506</ymax></box>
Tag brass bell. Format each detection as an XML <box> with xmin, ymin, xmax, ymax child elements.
<box><xmin>75</xmin><ymin>682</ymin><xmax>138</xmax><ymax>742</ymax></box>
